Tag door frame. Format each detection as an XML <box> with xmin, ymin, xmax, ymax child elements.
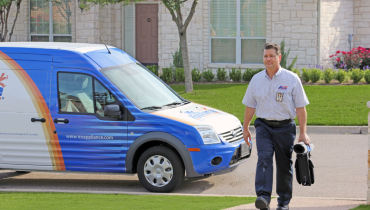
<box><xmin>122</xmin><ymin>2</ymin><xmax>160</xmax><ymax>60</ymax></box>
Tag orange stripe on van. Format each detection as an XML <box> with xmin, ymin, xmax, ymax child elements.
<box><xmin>0</xmin><ymin>51</ymin><xmax>65</xmax><ymax>171</ymax></box>
<box><xmin>188</xmin><ymin>148</ymin><xmax>200</xmax><ymax>152</ymax></box>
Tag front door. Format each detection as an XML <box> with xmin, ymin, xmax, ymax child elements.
<box><xmin>136</xmin><ymin>4</ymin><xmax>159</xmax><ymax>66</ymax></box>
<box><xmin>49</xmin><ymin>69</ymin><xmax>128</xmax><ymax>173</ymax></box>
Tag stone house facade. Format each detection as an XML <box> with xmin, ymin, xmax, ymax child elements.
<box><xmin>6</xmin><ymin>0</ymin><xmax>370</xmax><ymax>71</ymax></box>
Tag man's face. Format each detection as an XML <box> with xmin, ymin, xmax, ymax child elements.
<box><xmin>263</xmin><ymin>48</ymin><xmax>282</xmax><ymax>70</ymax></box>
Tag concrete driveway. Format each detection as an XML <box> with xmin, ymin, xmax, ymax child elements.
<box><xmin>0</xmin><ymin>134</ymin><xmax>367</xmax><ymax>200</ymax></box>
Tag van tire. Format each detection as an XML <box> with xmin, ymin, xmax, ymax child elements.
<box><xmin>137</xmin><ymin>146</ymin><xmax>184</xmax><ymax>192</ymax></box>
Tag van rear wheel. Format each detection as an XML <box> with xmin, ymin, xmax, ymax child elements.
<box><xmin>137</xmin><ymin>146</ymin><xmax>184</xmax><ymax>192</ymax></box>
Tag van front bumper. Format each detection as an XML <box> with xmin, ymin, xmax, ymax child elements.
<box><xmin>187</xmin><ymin>140</ymin><xmax>252</xmax><ymax>175</ymax></box>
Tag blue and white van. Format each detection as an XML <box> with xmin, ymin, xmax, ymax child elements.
<box><xmin>0</xmin><ymin>42</ymin><xmax>251</xmax><ymax>192</ymax></box>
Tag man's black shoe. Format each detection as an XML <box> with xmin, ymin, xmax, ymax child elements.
<box><xmin>277</xmin><ymin>203</ymin><xmax>289</xmax><ymax>210</ymax></box>
<box><xmin>255</xmin><ymin>196</ymin><xmax>270</xmax><ymax>210</ymax></box>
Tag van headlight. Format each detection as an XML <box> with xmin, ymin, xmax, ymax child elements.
<box><xmin>194</xmin><ymin>125</ymin><xmax>221</xmax><ymax>145</ymax></box>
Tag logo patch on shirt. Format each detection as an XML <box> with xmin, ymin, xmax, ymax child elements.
<box><xmin>278</xmin><ymin>86</ymin><xmax>287</xmax><ymax>90</ymax></box>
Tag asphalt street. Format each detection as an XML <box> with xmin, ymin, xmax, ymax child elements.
<box><xmin>0</xmin><ymin>134</ymin><xmax>367</xmax><ymax>199</ymax></box>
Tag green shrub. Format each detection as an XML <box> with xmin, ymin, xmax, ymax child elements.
<box><xmin>216</xmin><ymin>68</ymin><xmax>228</xmax><ymax>81</ymax></box>
<box><xmin>202</xmin><ymin>69</ymin><xmax>215</xmax><ymax>82</ymax></box>
<box><xmin>242</xmin><ymin>68</ymin><xmax>253</xmax><ymax>82</ymax></box>
<box><xmin>172</xmin><ymin>44</ymin><xmax>183</xmax><ymax>68</ymax></box>
<box><xmin>146</xmin><ymin>65</ymin><xmax>159</xmax><ymax>76</ymax></box>
<box><xmin>335</xmin><ymin>69</ymin><xmax>346</xmax><ymax>83</ymax></box>
<box><xmin>191</xmin><ymin>68</ymin><xmax>202</xmax><ymax>82</ymax></box>
<box><xmin>229</xmin><ymin>68</ymin><xmax>242</xmax><ymax>82</ymax></box>
<box><xmin>280</xmin><ymin>38</ymin><xmax>298</xmax><ymax>70</ymax></box>
<box><xmin>301</xmin><ymin>68</ymin><xmax>310</xmax><ymax>82</ymax></box>
<box><xmin>350</xmin><ymin>68</ymin><xmax>364</xmax><ymax>84</ymax></box>
<box><xmin>309</xmin><ymin>68</ymin><xmax>322</xmax><ymax>83</ymax></box>
<box><xmin>344</xmin><ymin>73</ymin><xmax>351</xmax><ymax>83</ymax></box>
<box><xmin>292</xmin><ymin>68</ymin><xmax>301</xmax><ymax>78</ymax></box>
<box><xmin>323</xmin><ymin>68</ymin><xmax>334</xmax><ymax>83</ymax></box>
<box><xmin>160</xmin><ymin>67</ymin><xmax>173</xmax><ymax>83</ymax></box>
<box><xmin>175</xmin><ymin>68</ymin><xmax>185</xmax><ymax>82</ymax></box>
<box><xmin>347</xmin><ymin>70</ymin><xmax>353</xmax><ymax>79</ymax></box>
<box><xmin>364</xmin><ymin>69</ymin><xmax>370</xmax><ymax>84</ymax></box>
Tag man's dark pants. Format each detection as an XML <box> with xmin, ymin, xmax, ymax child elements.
<box><xmin>254</xmin><ymin>118</ymin><xmax>296</xmax><ymax>205</ymax></box>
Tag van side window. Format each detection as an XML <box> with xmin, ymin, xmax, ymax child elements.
<box><xmin>94</xmin><ymin>79</ymin><xmax>116</xmax><ymax>117</ymax></box>
<box><xmin>58</xmin><ymin>72</ymin><xmax>118</xmax><ymax>118</ymax></box>
<box><xmin>59</xmin><ymin>73</ymin><xmax>94</xmax><ymax>113</ymax></box>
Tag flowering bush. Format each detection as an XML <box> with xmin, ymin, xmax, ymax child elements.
<box><xmin>330</xmin><ymin>47</ymin><xmax>370</xmax><ymax>70</ymax></box>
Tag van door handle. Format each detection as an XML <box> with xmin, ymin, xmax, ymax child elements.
<box><xmin>54</xmin><ymin>118</ymin><xmax>69</xmax><ymax>124</ymax></box>
<box><xmin>31</xmin><ymin>118</ymin><xmax>46</xmax><ymax>123</ymax></box>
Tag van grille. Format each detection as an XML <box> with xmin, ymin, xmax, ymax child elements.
<box><xmin>220</xmin><ymin>127</ymin><xmax>243</xmax><ymax>143</ymax></box>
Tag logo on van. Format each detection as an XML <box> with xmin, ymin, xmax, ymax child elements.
<box><xmin>184</xmin><ymin>107</ymin><xmax>219</xmax><ymax>120</ymax></box>
<box><xmin>0</xmin><ymin>73</ymin><xmax>8</xmax><ymax>99</ymax></box>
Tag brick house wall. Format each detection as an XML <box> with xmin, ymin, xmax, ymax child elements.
<box><xmin>353</xmin><ymin>0</ymin><xmax>370</xmax><ymax>51</ymax></box>
<box><xmin>320</xmin><ymin>0</ymin><xmax>354</xmax><ymax>68</ymax></box>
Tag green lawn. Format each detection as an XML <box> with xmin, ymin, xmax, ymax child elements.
<box><xmin>170</xmin><ymin>84</ymin><xmax>370</xmax><ymax>126</ymax></box>
<box><xmin>0</xmin><ymin>192</ymin><xmax>255</xmax><ymax>210</ymax></box>
<box><xmin>351</xmin><ymin>205</ymin><xmax>370</xmax><ymax>210</ymax></box>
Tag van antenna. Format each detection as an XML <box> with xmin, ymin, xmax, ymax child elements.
<box><xmin>98</xmin><ymin>30</ymin><xmax>111</xmax><ymax>54</ymax></box>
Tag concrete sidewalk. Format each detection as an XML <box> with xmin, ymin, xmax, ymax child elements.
<box><xmin>225</xmin><ymin>197</ymin><xmax>366</xmax><ymax>210</ymax></box>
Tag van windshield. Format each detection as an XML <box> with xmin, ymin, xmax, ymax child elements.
<box><xmin>101</xmin><ymin>63</ymin><xmax>186</xmax><ymax>110</ymax></box>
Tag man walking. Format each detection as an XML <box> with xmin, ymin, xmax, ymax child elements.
<box><xmin>242</xmin><ymin>43</ymin><xmax>310</xmax><ymax>210</ymax></box>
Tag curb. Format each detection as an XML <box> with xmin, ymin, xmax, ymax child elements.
<box><xmin>0</xmin><ymin>189</ymin><xmax>366</xmax><ymax>201</ymax></box>
<box><xmin>248</xmin><ymin>126</ymin><xmax>368</xmax><ymax>135</ymax></box>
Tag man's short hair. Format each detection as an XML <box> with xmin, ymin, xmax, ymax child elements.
<box><xmin>264</xmin><ymin>43</ymin><xmax>281</xmax><ymax>56</ymax></box>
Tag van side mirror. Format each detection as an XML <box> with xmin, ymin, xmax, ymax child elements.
<box><xmin>104</xmin><ymin>104</ymin><xmax>122</xmax><ymax>118</ymax></box>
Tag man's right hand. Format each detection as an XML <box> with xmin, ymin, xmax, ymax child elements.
<box><xmin>243</xmin><ymin>129</ymin><xmax>252</xmax><ymax>146</ymax></box>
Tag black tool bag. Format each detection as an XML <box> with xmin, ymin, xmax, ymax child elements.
<box><xmin>294</xmin><ymin>152</ymin><xmax>314</xmax><ymax>186</ymax></box>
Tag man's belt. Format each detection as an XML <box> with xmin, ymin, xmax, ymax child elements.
<box><xmin>258</xmin><ymin>118</ymin><xmax>294</xmax><ymax>127</ymax></box>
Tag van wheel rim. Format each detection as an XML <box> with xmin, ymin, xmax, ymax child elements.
<box><xmin>144</xmin><ymin>155</ymin><xmax>173</xmax><ymax>187</ymax></box>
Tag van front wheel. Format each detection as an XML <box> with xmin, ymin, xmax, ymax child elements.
<box><xmin>137</xmin><ymin>146</ymin><xmax>184</xmax><ymax>192</ymax></box>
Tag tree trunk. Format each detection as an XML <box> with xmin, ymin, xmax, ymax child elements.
<box><xmin>179</xmin><ymin>31</ymin><xmax>192</xmax><ymax>92</ymax></box>
<box><xmin>8</xmin><ymin>0</ymin><xmax>22</xmax><ymax>42</ymax></box>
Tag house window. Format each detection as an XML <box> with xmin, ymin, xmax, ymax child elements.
<box><xmin>30</xmin><ymin>0</ymin><xmax>72</xmax><ymax>42</ymax></box>
<box><xmin>210</xmin><ymin>0</ymin><xmax>266</xmax><ymax>64</ymax></box>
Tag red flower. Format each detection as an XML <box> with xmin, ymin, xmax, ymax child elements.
<box><xmin>336</xmin><ymin>57</ymin><xmax>340</xmax><ymax>62</ymax></box>
<box><xmin>342</xmin><ymin>51</ymin><xmax>347</xmax><ymax>54</ymax></box>
<box><xmin>336</xmin><ymin>51</ymin><xmax>340</xmax><ymax>53</ymax></box>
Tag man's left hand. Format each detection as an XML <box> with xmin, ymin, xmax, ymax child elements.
<box><xmin>298</xmin><ymin>132</ymin><xmax>311</xmax><ymax>145</ymax></box>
